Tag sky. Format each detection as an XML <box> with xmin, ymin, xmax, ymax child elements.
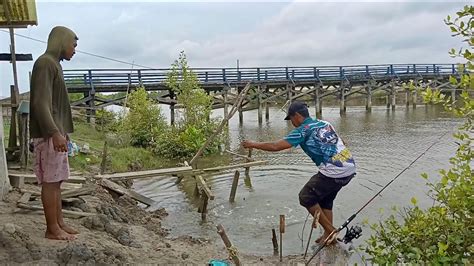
<box><xmin>0</xmin><ymin>0</ymin><xmax>468</xmax><ymax>97</ymax></box>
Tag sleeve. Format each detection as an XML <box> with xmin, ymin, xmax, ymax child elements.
<box><xmin>30</xmin><ymin>59</ymin><xmax>59</xmax><ymax>137</ymax></box>
<box><xmin>284</xmin><ymin>127</ymin><xmax>305</xmax><ymax>147</ymax></box>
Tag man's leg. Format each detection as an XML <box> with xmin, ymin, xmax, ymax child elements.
<box><xmin>308</xmin><ymin>204</ymin><xmax>336</xmax><ymax>244</ymax></box>
<box><xmin>42</xmin><ymin>182</ymin><xmax>74</xmax><ymax>240</ymax></box>
<box><xmin>314</xmin><ymin>208</ymin><xmax>333</xmax><ymax>242</ymax></box>
<box><xmin>55</xmin><ymin>182</ymin><xmax>78</xmax><ymax>235</ymax></box>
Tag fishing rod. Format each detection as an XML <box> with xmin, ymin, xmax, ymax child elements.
<box><xmin>305</xmin><ymin>131</ymin><xmax>450</xmax><ymax>265</ymax></box>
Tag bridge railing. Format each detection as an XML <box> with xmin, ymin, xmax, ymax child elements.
<box><xmin>63</xmin><ymin>63</ymin><xmax>462</xmax><ymax>89</ymax></box>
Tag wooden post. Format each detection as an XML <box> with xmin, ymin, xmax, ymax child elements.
<box><xmin>366</xmin><ymin>86</ymin><xmax>372</xmax><ymax>112</ymax></box>
<box><xmin>8</xmin><ymin>85</ymin><xmax>18</xmax><ymax>151</ymax></box>
<box><xmin>229</xmin><ymin>170</ymin><xmax>240</xmax><ymax>203</ymax></box>
<box><xmin>264</xmin><ymin>85</ymin><xmax>270</xmax><ymax>121</ymax></box>
<box><xmin>170</xmin><ymin>90</ymin><xmax>175</xmax><ymax>126</ymax></box>
<box><xmin>257</xmin><ymin>85</ymin><xmax>263</xmax><ymax>125</ymax></box>
<box><xmin>244</xmin><ymin>149</ymin><xmax>252</xmax><ymax>177</ymax></box>
<box><xmin>19</xmin><ymin>114</ymin><xmax>28</xmax><ymax>170</ymax></box>
<box><xmin>286</xmin><ymin>84</ymin><xmax>293</xmax><ymax>104</ymax></box>
<box><xmin>386</xmin><ymin>95</ymin><xmax>390</xmax><ymax>109</ymax></box>
<box><xmin>272</xmin><ymin>228</ymin><xmax>279</xmax><ymax>255</ymax></box>
<box><xmin>314</xmin><ymin>85</ymin><xmax>321</xmax><ymax>118</ymax></box>
<box><xmin>216</xmin><ymin>224</ymin><xmax>241</xmax><ymax>266</ymax></box>
<box><xmin>238</xmin><ymin>87</ymin><xmax>244</xmax><ymax>125</ymax></box>
<box><xmin>412</xmin><ymin>89</ymin><xmax>418</xmax><ymax>109</ymax></box>
<box><xmin>451</xmin><ymin>88</ymin><xmax>456</xmax><ymax>102</ymax></box>
<box><xmin>8</xmin><ymin>28</ymin><xmax>20</xmax><ymax>154</ymax></box>
<box><xmin>340</xmin><ymin>87</ymin><xmax>346</xmax><ymax>115</ymax></box>
<box><xmin>406</xmin><ymin>90</ymin><xmax>410</xmax><ymax>107</ymax></box>
<box><xmin>0</xmin><ymin>106</ymin><xmax>11</xmax><ymax>200</ymax></box>
<box><xmin>391</xmin><ymin>85</ymin><xmax>396</xmax><ymax>111</ymax></box>
<box><xmin>279</xmin><ymin>215</ymin><xmax>285</xmax><ymax>262</ymax></box>
<box><xmin>100</xmin><ymin>140</ymin><xmax>108</xmax><ymax>175</ymax></box>
<box><xmin>223</xmin><ymin>88</ymin><xmax>229</xmax><ymax>123</ymax></box>
<box><xmin>200</xmin><ymin>193</ymin><xmax>209</xmax><ymax>221</ymax></box>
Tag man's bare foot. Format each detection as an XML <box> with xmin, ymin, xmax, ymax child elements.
<box><xmin>59</xmin><ymin>223</ymin><xmax>79</xmax><ymax>235</ymax></box>
<box><xmin>315</xmin><ymin>231</ymin><xmax>337</xmax><ymax>245</ymax></box>
<box><xmin>45</xmin><ymin>229</ymin><xmax>76</xmax><ymax>240</ymax></box>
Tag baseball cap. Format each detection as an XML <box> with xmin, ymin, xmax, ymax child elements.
<box><xmin>284</xmin><ymin>101</ymin><xmax>309</xmax><ymax>120</ymax></box>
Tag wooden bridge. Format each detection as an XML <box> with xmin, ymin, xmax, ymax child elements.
<box><xmin>64</xmin><ymin>63</ymin><xmax>462</xmax><ymax>123</ymax></box>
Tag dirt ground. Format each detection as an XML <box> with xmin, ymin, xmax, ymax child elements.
<box><xmin>0</xmin><ymin>179</ymin><xmax>349</xmax><ymax>265</ymax></box>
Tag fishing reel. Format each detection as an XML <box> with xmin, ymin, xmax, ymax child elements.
<box><xmin>341</xmin><ymin>225</ymin><xmax>362</xmax><ymax>244</ymax></box>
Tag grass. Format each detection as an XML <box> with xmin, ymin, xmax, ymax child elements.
<box><xmin>69</xmin><ymin>121</ymin><xmax>176</xmax><ymax>173</ymax></box>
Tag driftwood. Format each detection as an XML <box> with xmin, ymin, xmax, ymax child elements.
<box><xmin>16</xmin><ymin>203</ymin><xmax>95</xmax><ymax>218</ymax></box>
<box><xmin>216</xmin><ymin>224</ymin><xmax>241</xmax><ymax>266</ymax></box>
<box><xmin>189</xmin><ymin>82</ymin><xmax>252</xmax><ymax>167</ymax></box>
<box><xmin>100</xmin><ymin>179</ymin><xmax>154</xmax><ymax>206</ymax></box>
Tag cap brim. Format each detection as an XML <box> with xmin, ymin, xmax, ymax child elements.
<box><xmin>284</xmin><ymin>114</ymin><xmax>290</xmax><ymax>120</ymax></box>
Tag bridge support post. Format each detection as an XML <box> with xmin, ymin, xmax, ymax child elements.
<box><xmin>314</xmin><ymin>84</ymin><xmax>322</xmax><ymax>118</ymax></box>
<box><xmin>286</xmin><ymin>84</ymin><xmax>293</xmax><ymax>104</ymax></box>
<box><xmin>264</xmin><ymin>85</ymin><xmax>270</xmax><ymax>121</ymax></box>
<box><xmin>412</xmin><ymin>89</ymin><xmax>417</xmax><ymax>109</ymax></box>
<box><xmin>223</xmin><ymin>87</ymin><xmax>229</xmax><ymax>123</ymax></box>
<box><xmin>238</xmin><ymin>87</ymin><xmax>243</xmax><ymax>124</ymax></box>
<box><xmin>366</xmin><ymin>86</ymin><xmax>372</xmax><ymax>112</ymax></box>
<box><xmin>257</xmin><ymin>85</ymin><xmax>263</xmax><ymax>125</ymax></box>
<box><xmin>391</xmin><ymin>86</ymin><xmax>396</xmax><ymax>111</ymax></box>
<box><xmin>405</xmin><ymin>90</ymin><xmax>410</xmax><ymax>107</ymax></box>
<box><xmin>170</xmin><ymin>90</ymin><xmax>175</xmax><ymax>126</ymax></box>
<box><xmin>339</xmin><ymin>86</ymin><xmax>346</xmax><ymax>115</ymax></box>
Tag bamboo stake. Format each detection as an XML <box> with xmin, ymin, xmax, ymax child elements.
<box><xmin>304</xmin><ymin>211</ymin><xmax>320</xmax><ymax>259</ymax></box>
<box><xmin>216</xmin><ymin>224</ymin><xmax>241</xmax><ymax>266</ymax></box>
<box><xmin>244</xmin><ymin>148</ymin><xmax>253</xmax><ymax>177</ymax></box>
<box><xmin>272</xmin><ymin>228</ymin><xmax>279</xmax><ymax>255</ymax></box>
<box><xmin>229</xmin><ymin>170</ymin><xmax>240</xmax><ymax>202</ymax></box>
<box><xmin>279</xmin><ymin>214</ymin><xmax>285</xmax><ymax>262</ymax></box>
<box><xmin>100</xmin><ymin>140</ymin><xmax>108</xmax><ymax>175</ymax></box>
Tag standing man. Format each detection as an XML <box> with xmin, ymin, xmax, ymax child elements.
<box><xmin>30</xmin><ymin>26</ymin><xmax>78</xmax><ymax>240</ymax></box>
<box><xmin>242</xmin><ymin>101</ymin><xmax>356</xmax><ymax>244</ymax></box>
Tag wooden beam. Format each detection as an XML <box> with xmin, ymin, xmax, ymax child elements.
<box><xmin>17</xmin><ymin>203</ymin><xmax>95</xmax><ymax>218</ymax></box>
<box><xmin>98</xmin><ymin>166</ymin><xmax>192</xmax><ymax>181</ymax></box>
<box><xmin>61</xmin><ymin>186</ymin><xmax>95</xmax><ymax>199</ymax></box>
<box><xmin>17</xmin><ymin>192</ymin><xmax>31</xmax><ymax>205</ymax></box>
<box><xmin>9</xmin><ymin>172</ymin><xmax>86</xmax><ymax>184</ymax></box>
<box><xmin>100</xmin><ymin>179</ymin><xmax>154</xmax><ymax>206</ymax></box>
<box><xmin>196</xmin><ymin>175</ymin><xmax>214</xmax><ymax>200</ymax></box>
<box><xmin>201</xmin><ymin>160</ymin><xmax>267</xmax><ymax>173</ymax></box>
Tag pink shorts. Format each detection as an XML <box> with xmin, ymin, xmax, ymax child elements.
<box><xmin>33</xmin><ymin>138</ymin><xmax>70</xmax><ymax>184</ymax></box>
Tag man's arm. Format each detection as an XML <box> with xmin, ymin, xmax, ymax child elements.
<box><xmin>242</xmin><ymin>139</ymin><xmax>292</xmax><ymax>152</ymax></box>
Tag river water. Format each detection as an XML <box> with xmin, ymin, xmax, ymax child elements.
<box><xmin>134</xmin><ymin>104</ymin><xmax>461</xmax><ymax>263</ymax></box>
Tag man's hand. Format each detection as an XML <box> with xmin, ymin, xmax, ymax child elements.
<box><xmin>242</xmin><ymin>140</ymin><xmax>256</xmax><ymax>149</ymax></box>
<box><xmin>52</xmin><ymin>132</ymin><xmax>68</xmax><ymax>152</ymax></box>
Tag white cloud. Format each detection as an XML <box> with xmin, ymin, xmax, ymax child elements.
<box><xmin>0</xmin><ymin>1</ymin><xmax>467</xmax><ymax>96</ymax></box>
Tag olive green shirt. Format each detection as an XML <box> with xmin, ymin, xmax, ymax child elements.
<box><xmin>29</xmin><ymin>26</ymin><xmax>76</xmax><ymax>138</ymax></box>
